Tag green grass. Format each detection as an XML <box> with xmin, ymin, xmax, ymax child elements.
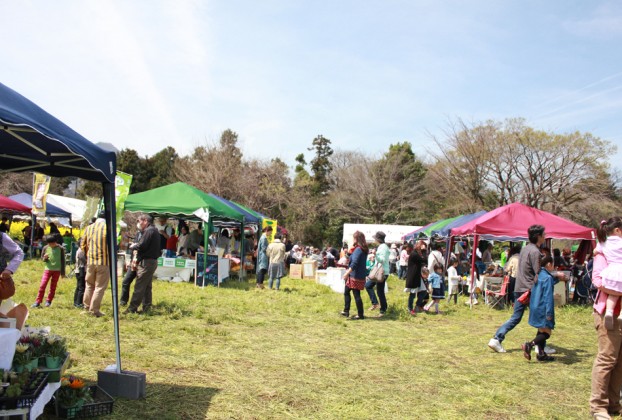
<box><xmin>10</xmin><ymin>260</ymin><xmax>595</xmax><ymax>419</ymax></box>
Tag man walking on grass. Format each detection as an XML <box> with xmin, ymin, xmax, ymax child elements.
<box><xmin>125</xmin><ymin>214</ymin><xmax>160</xmax><ymax>314</ymax></box>
<box><xmin>488</xmin><ymin>224</ymin><xmax>545</xmax><ymax>353</ymax></box>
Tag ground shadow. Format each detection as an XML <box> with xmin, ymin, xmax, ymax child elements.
<box><xmin>504</xmin><ymin>345</ymin><xmax>588</xmax><ymax>365</ymax></box>
<box><xmin>42</xmin><ymin>382</ymin><xmax>220</xmax><ymax>419</ymax></box>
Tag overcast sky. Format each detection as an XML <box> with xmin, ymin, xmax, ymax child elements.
<box><xmin>2</xmin><ymin>0</ymin><xmax>621</xmax><ymax>169</ymax></box>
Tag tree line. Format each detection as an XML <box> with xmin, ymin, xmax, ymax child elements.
<box><xmin>2</xmin><ymin>118</ymin><xmax>619</xmax><ymax>245</ymax></box>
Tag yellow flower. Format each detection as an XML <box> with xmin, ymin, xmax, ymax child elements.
<box><xmin>15</xmin><ymin>343</ymin><xmax>29</xmax><ymax>353</ymax></box>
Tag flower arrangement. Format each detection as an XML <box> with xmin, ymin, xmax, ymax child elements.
<box><xmin>44</xmin><ymin>334</ymin><xmax>67</xmax><ymax>358</ymax></box>
<box><xmin>12</xmin><ymin>342</ymin><xmax>32</xmax><ymax>367</ymax></box>
<box><xmin>18</xmin><ymin>333</ymin><xmax>45</xmax><ymax>359</ymax></box>
<box><xmin>56</xmin><ymin>376</ymin><xmax>93</xmax><ymax>408</ymax></box>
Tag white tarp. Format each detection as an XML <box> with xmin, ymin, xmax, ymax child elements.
<box><xmin>47</xmin><ymin>194</ymin><xmax>87</xmax><ymax>224</ymax></box>
<box><xmin>342</xmin><ymin>223</ymin><xmax>422</xmax><ymax>246</ymax></box>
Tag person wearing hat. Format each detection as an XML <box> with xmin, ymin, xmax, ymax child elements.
<box><xmin>365</xmin><ymin>231</ymin><xmax>390</xmax><ymax>316</ymax></box>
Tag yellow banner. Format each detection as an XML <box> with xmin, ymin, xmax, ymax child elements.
<box><xmin>262</xmin><ymin>219</ymin><xmax>277</xmax><ymax>243</ymax></box>
<box><xmin>32</xmin><ymin>173</ymin><xmax>51</xmax><ymax>217</ymax></box>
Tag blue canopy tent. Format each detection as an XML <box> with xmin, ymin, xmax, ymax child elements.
<box><xmin>0</xmin><ymin>83</ymin><xmax>124</xmax><ymax>377</ymax></box>
<box><xmin>429</xmin><ymin>211</ymin><xmax>488</xmax><ymax>238</ymax></box>
<box><xmin>9</xmin><ymin>192</ymin><xmax>72</xmax><ymax>220</ymax></box>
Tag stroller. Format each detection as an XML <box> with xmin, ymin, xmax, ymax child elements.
<box><xmin>572</xmin><ymin>260</ymin><xmax>597</xmax><ymax>305</ymax></box>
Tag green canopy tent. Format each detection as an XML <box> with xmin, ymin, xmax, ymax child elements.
<box><xmin>403</xmin><ymin>215</ymin><xmax>462</xmax><ymax>241</ymax></box>
<box><xmin>124</xmin><ymin>182</ymin><xmax>245</xmax><ymax>286</ymax></box>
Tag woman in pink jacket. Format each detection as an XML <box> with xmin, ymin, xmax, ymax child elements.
<box><xmin>590</xmin><ymin>240</ymin><xmax>622</xmax><ymax>419</ymax></box>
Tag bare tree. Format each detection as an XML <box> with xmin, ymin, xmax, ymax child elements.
<box><xmin>427</xmin><ymin>118</ymin><xmax>618</xmax><ymax>220</ymax></box>
<box><xmin>328</xmin><ymin>144</ymin><xmax>427</xmax><ymax>224</ymax></box>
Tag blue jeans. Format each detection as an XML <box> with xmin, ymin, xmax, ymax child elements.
<box><xmin>268</xmin><ymin>276</ymin><xmax>281</xmax><ymax>290</ymax></box>
<box><xmin>494</xmin><ymin>291</ymin><xmax>527</xmax><ymax>343</ymax></box>
<box><xmin>365</xmin><ymin>276</ymin><xmax>388</xmax><ymax>312</ymax></box>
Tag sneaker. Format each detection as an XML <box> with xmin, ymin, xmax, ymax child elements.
<box><xmin>522</xmin><ymin>342</ymin><xmax>533</xmax><ymax>361</ymax></box>
<box><xmin>377</xmin><ymin>312</ymin><xmax>385</xmax><ymax>318</ymax></box>
<box><xmin>349</xmin><ymin>315</ymin><xmax>364</xmax><ymax>320</ymax></box>
<box><xmin>369</xmin><ymin>304</ymin><xmax>379</xmax><ymax>311</ymax></box>
<box><xmin>339</xmin><ymin>311</ymin><xmax>349</xmax><ymax>317</ymax></box>
<box><xmin>409</xmin><ymin>309</ymin><xmax>416</xmax><ymax>316</ymax></box>
<box><xmin>74</xmin><ymin>303</ymin><xmax>84</xmax><ymax>309</ymax></box>
<box><xmin>31</xmin><ymin>302</ymin><xmax>40</xmax><ymax>308</ymax></box>
<box><xmin>544</xmin><ymin>346</ymin><xmax>556</xmax><ymax>355</ymax></box>
<box><xmin>44</xmin><ymin>301</ymin><xmax>51</xmax><ymax>307</ymax></box>
<box><xmin>536</xmin><ymin>353</ymin><xmax>555</xmax><ymax>362</ymax></box>
<box><xmin>488</xmin><ymin>338</ymin><xmax>506</xmax><ymax>353</ymax></box>
<box><xmin>119</xmin><ymin>301</ymin><xmax>127</xmax><ymax>306</ymax></box>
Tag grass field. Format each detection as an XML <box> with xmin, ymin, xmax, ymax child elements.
<box><xmin>10</xmin><ymin>260</ymin><xmax>597</xmax><ymax>419</ymax></box>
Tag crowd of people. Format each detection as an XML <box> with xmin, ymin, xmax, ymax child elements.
<box><xmin>6</xmin><ymin>213</ymin><xmax>622</xmax><ymax>418</ymax></box>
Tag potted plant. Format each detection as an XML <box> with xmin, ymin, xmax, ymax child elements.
<box><xmin>12</xmin><ymin>343</ymin><xmax>32</xmax><ymax>373</ymax></box>
<box><xmin>17</xmin><ymin>334</ymin><xmax>44</xmax><ymax>369</ymax></box>
<box><xmin>44</xmin><ymin>335</ymin><xmax>67</xmax><ymax>369</ymax></box>
<box><xmin>56</xmin><ymin>375</ymin><xmax>93</xmax><ymax>415</ymax></box>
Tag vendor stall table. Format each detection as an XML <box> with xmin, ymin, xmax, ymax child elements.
<box><xmin>155</xmin><ymin>257</ymin><xmax>196</xmax><ymax>282</ymax></box>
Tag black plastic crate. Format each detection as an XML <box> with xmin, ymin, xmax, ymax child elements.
<box><xmin>0</xmin><ymin>371</ymin><xmax>48</xmax><ymax>410</ymax></box>
<box><xmin>55</xmin><ymin>385</ymin><xmax>114</xmax><ymax>419</ymax></box>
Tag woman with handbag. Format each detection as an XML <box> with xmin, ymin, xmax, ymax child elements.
<box><xmin>365</xmin><ymin>231</ymin><xmax>390</xmax><ymax>317</ymax></box>
<box><xmin>340</xmin><ymin>231</ymin><xmax>369</xmax><ymax>320</ymax></box>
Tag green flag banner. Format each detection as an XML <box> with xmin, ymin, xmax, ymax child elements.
<box><xmin>115</xmin><ymin>171</ymin><xmax>133</xmax><ymax>228</ymax></box>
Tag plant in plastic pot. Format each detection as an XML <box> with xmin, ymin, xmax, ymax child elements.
<box><xmin>12</xmin><ymin>343</ymin><xmax>32</xmax><ymax>373</ymax></box>
<box><xmin>56</xmin><ymin>376</ymin><xmax>93</xmax><ymax>410</ymax></box>
<box><xmin>44</xmin><ymin>335</ymin><xmax>67</xmax><ymax>368</ymax></box>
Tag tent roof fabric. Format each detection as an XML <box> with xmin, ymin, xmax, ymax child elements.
<box><xmin>0</xmin><ymin>194</ymin><xmax>31</xmax><ymax>215</ymax></box>
<box><xmin>47</xmin><ymin>194</ymin><xmax>87</xmax><ymax>223</ymax></box>
<box><xmin>124</xmin><ymin>182</ymin><xmax>244</xmax><ymax>222</ymax></box>
<box><xmin>450</xmin><ymin>202</ymin><xmax>595</xmax><ymax>241</ymax></box>
<box><xmin>430</xmin><ymin>211</ymin><xmax>488</xmax><ymax>238</ymax></box>
<box><xmin>0</xmin><ymin>83</ymin><xmax>116</xmax><ymax>183</ymax></box>
<box><xmin>232</xmin><ymin>201</ymin><xmax>267</xmax><ymax>220</ymax></box>
<box><xmin>9</xmin><ymin>193</ymin><xmax>71</xmax><ymax>218</ymax></box>
<box><xmin>208</xmin><ymin>194</ymin><xmax>261</xmax><ymax>224</ymax></box>
<box><xmin>403</xmin><ymin>216</ymin><xmax>461</xmax><ymax>241</ymax></box>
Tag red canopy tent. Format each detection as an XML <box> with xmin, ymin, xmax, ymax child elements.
<box><xmin>451</xmin><ymin>202</ymin><xmax>595</xmax><ymax>241</ymax></box>
<box><xmin>0</xmin><ymin>194</ymin><xmax>32</xmax><ymax>215</ymax></box>
<box><xmin>450</xmin><ymin>202</ymin><xmax>595</xmax><ymax>307</ymax></box>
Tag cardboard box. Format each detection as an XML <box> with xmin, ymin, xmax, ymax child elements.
<box><xmin>302</xmin><ymin>261</ymin><xmax>317</xmax><ymax>279</ymax></box>
<box><xmin>289</xmin><ymin>264</ymin><xmax>302</xmax><ymax>279</ymax></box>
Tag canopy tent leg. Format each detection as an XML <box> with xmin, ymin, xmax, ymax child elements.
<box><xmin>103</xmin><ymin>182</ymin><xmax>121</xmax><ymax>373</ymax></box>
<box><xmin>469</xmin><ymin>235</ymin><xmax>479</xmax><ymax>310</ymax></box>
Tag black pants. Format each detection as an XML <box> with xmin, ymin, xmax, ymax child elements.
<box><xmin>73</xmin><ymin>267</ymin><xmax>86</xmax><ymax>306</ymax></box>
<box><xmin>121</xmin><ymin>269</ymin><xmax>137</xmax><ymax>304</ymax></box>
<box><xmin>256</xmin><ymin>268</ymin><xmax>267</xmax><ymax>285</ymax></box>
<box><xmin>409</xmin><ymin>290</ymin><xmax>429</xmax><ymax>310</ymax></box>
<box><xmin>343</xmin><ymin>286</ymin><xmax>364</xmax><ymax>317</ymax></box>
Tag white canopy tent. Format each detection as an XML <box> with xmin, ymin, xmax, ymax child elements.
<box><xmin>47</xmin><ymin>194</ymin><xmax>86</xmax><ymax>225</ymax></box>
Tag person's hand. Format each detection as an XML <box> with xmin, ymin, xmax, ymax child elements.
<box><xmin>0</xmin><ymin>270</ymin><xmax>11</xmax><ymax>280</ymax></box>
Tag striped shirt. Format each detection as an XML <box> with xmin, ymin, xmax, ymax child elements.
<box><xmin>81</xmin><ymin>219</ymin><xmax>109</xmax><ymax>266</ymax></box>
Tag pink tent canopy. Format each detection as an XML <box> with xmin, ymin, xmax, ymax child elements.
<box><xmin>0</xmin><ymin>194</ymin><xmax>31</xmax><ymax>215</ymax></box>
<box><xmin>450</xmin><ymin>202</ymin><xmax>595</xmax><ymax>241</ymax></box>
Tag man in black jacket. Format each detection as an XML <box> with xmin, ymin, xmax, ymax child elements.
<box><xmin>125</xmin><ymin>214</ymin><xmax>161</xmax><ymax>314</ymax></box>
